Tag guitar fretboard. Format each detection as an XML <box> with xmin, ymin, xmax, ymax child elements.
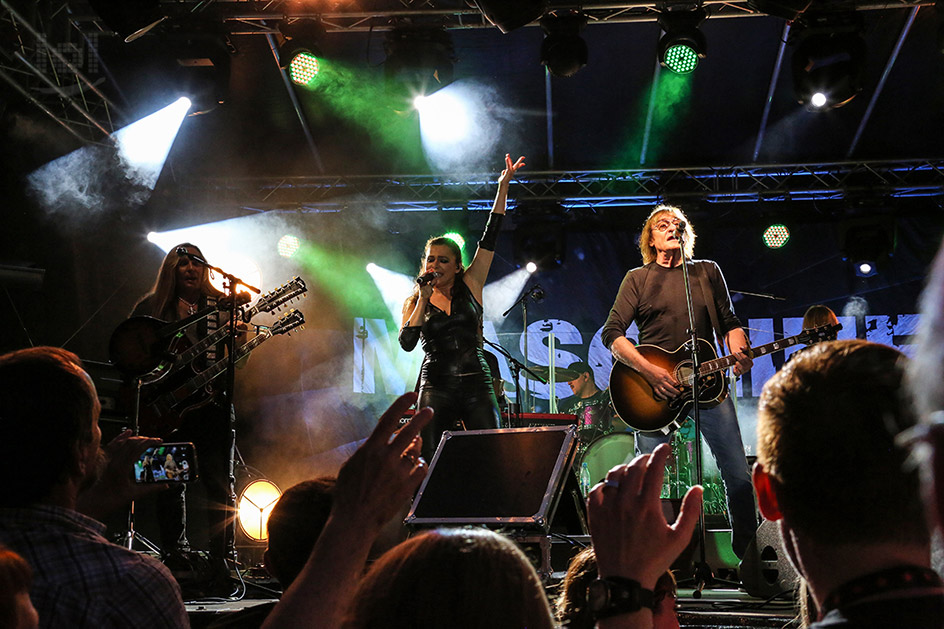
<box><xmin>696</xmin><ymin>323</ymin><xmax>841</xmax><ymax>376</ymax></box>
<box><xmin>168</xmin><ymin>278</ymin><xmax>304</xmax><ymax>369</ymax></box>
<box><xmin>699</xmin><ymin>336</ymin><xmax>803</xmax><ymax>375</ymax></box>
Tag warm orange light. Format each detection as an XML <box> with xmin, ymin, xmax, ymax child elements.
<box><xmin>237</xmin><ymin>479</ymin><xmax>282</xmax><ymax>542</ymax></box>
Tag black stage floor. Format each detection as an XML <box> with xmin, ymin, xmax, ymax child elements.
<box><xmin>181</xmin><ymin>560</ymin><xmax>800</xmax><ymax>629</ymax></box>
<box><xmin>183</xmin><ymin>588</ymin><xmax>799</xmax><ymax>628</ymax></box>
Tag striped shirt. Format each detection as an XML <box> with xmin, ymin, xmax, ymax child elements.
<box><xmin>0</xmin><ymin>504</ymin><xmax>189</xmax><ymax>628</ymax></box>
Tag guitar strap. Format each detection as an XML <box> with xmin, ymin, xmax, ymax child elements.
<box><xmin>695</xmin><ymin>262</ymin><xmax>726</xmax><ymax>353</ymax></box>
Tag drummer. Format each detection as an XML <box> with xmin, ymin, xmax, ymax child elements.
<box><xmin>558</xmin><ymin>362</ymin><xmax>620</xmax><ymax>442</ymax></box>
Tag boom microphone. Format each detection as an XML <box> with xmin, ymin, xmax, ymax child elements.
<box><xmin>176</xmin><ymin>247</ymin><xmax>208</xmax><ymax>266</ymax></box>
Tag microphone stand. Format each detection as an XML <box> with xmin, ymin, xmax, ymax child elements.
<box><xmin>483</xmin><ymin>338</ymin><xmax>547</xmax><ymax>428</ymax></box>
<box><xmin>675</xmin><ymin>229</ymin><xmax>718</xmax><ymax>597</ymax></box>
<box><xmin>502</xmin><ymin>284</ymin><xmax>544</xmax><ymax>413</ymax></box>
<box><xmin>181</xmin><ymin>249</ymin><xmax>260</xmax><ymax>567</ymax></box>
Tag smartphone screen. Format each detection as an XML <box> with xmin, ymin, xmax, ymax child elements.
<box><xmin>134</xmin><ymin>442</ymin><xmax>198</xmax><ymax>484</ymax></box>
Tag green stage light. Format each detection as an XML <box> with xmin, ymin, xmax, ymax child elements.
<box><xmin>289</xmin><ymin>51</ymin><xmax>320</xmax><ymax>87</ymax></box>
<box><xmin>278</xmin><ymin>234</ymin><xmax>301</xmax><ymax>258</ymax></box>
<box><xmin>657</xmin><ymin>8</ymin><xmax>707</xmax><ymax>75</ymax></box>
<box><xmin>663</xmin><ymin>43</ymin><xmax>699</xmax><ymax>74</ymax></box>
<box><xmin>762</xmin><ymin>224</ymin><xmax>790</xmax><ymax>249</ymax></box>
<box><xmin>278</xmin><ymin>18</ymin><xmax>326</xmax><ymax>88</ymax></box>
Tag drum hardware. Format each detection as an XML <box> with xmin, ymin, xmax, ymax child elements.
<box><xmin>483</xmin><ymin>338</ymin><xmax>547</xmax><ymax>428</ymax></box>
<box><xmin>576</xmin><ymin>432</ymin><xmax>636</xmax><ymax>497</ymax></box>
<box><xmin>522</xmin><ymin>365</ymin><xmax>580</xmax><ymax>383</ymax></box>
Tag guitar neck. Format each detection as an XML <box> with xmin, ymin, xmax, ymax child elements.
<box><xmin>175</xmin><ymin>299</ymin><xmax>270</xmax><ymax>365</ymax></box>
<box><xmin>184</xmin><ymin>331</ymin><xmax>272</xmax><ymax>392</ymax></box>
<box><xmin>171</xmin><ymin>280</ymin><xmax>303</xmax><ymax>367</ymax></box>
<box><xmin>176</xmin><ymin>325</ymin><xmax>231</xmax><ymax>366</ymax></box>
<box><xmin>699</xmin><ymin>334</ymin><xmax>806</xmax><ymax>376</ymax></box>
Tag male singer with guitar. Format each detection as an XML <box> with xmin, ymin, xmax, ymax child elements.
<box><xmin>601</xmin><ymin>205</ymin><xmax>758</xmax><ymax>559</ymax></box>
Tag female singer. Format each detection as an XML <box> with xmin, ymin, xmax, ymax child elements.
<box><xmin>399</xmin><ymin>154</ymin><xmax>526</xmax><ymax>461</ymax></box>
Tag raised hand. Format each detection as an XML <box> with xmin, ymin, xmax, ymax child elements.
<box><xmin>76</xmin><ymin>429</ymin><xmax>167</xmax><ymax>521</ymax></box>
<box><xmin>498</xmin><ymin>153</ymin><xmax>526</xmax><ymax>187</ymax></box>
<box><xmin>332</xmin><ymin>391</ymin><xmax>433</xmax><ymax>535</ymax></box>
<box><xmin>587</xmin><ymin>443</ymin><xmax>702</xmax><ymax>589</ymax></box>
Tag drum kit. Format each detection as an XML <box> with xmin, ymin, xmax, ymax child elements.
<box><xmin>499</xmin><ymin>364</ymin><xmax>726</xmax><ymax>514</ymax></box>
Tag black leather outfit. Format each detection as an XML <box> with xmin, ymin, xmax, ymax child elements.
<box><xmin>399</xmin><ymin>279</ymin><xmax>500</xmax><ymax>462</ymax></box>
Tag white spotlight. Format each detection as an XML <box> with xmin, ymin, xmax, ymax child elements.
<box><xmin>365</xmin><ymin>263</ymin><xmax>416</xmax><ymax>322</ymax></box>
<box><xmin>113</xmin><ymin>98</ymin><xmax>192</xmax><ymax>189</ymax></box>
<box><xmin>526</xmin><ymin>261</ymin><xmax>538</xmax><ymax>274</ymax></box>
<box><xmin>417</xmin><ymin>89</ymin><xmax>470</xmax><ymax>144</ymax></box>
<box><xmin>483</xmin><ymin>268</ymin><xmax>532</xmax><ymax>322</ymax></box>
<box><xmin>810</xmin><ymin>92</ymin><xmax>827</xmax><ymax>108</ymax></box>
<box><xmin>417</xmin><ymin>79</ymin><xmax>506</xmax><ymax>173</ymax></box>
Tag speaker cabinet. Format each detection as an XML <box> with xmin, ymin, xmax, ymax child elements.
<box><xmin>739</xmin><ymin>519</ymin><xmax>800</xmax><ymax>598</ymax></box>
<box><xmin>405</xmin><ymin>426</ymin><xmax>580</xmax><ymax>533</ymax></box>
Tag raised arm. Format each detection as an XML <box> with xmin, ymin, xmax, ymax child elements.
<box><xmin>587</xmin><ymin>444</ymin><xmax>702</xmax><ymax>629</ymax></box>
<box><xmin>463</xmin><ymin>154</ymin><xmax>526</xmax><ymax>300</ymax></box>
<box><xmin>261</xmin><ymin>392</ymin><xmax>433</xmax><ymax>629</ymax></box>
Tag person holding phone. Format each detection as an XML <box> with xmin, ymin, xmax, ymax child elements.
<box><xmin>0</xmin><ymin>347</ymin><xmax>189</xmax><ymax>627</ymax></box>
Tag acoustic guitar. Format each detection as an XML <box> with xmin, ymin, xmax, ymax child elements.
<box><xmin>609</xmin><ymin>323</ymin><xmax>842</xmax><ymax>434</ymax></box>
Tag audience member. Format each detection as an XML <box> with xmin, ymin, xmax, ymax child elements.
<box><xmin>904</xmin><ymin>240</ymin><xmax>944</xmax><ymax>574</ymax></box>
<box><xmin>555</xmin><ymin>546</ymin><xmax>678</xmax><ymax>629</ymax></box>
<box><xmin>344</xmin><ymin>527</ymin><xmax>555</xmax><ymax>629</ymax></box>
<box><xmin>260</xmin><ymin>392</ymin><xmax>432</xmax><ymax>629</ymax></box>
<box><xmin>264</xmin><ymin>477</ymin><xmax>337</xmax><ymax>588</ymax></box>
<box><xmin>0</xmin><ymin>544</ymin><xmax>39</xmax><ymax>629</ymax></box>
<box><xmin>206</xmin><ymin>477</ymin><xmax>338</xmax><ymax>629</ymax></box>
<box><xmin>800</xmin><ymin>304</ymin><xmax>840</xmax><ymax>334</ymax></box>
<box><xmin>753</xmin><ymin>340</ymin><xmax>942</xmax><ymax>627</ymax></box>
<box><xmin>0</xmin><ymin>347</ymin><xmax>189</xmax><ymax>628</ymax></box>
<box><xmin>585</xmin><ymin>445</ymin><xmax>701</xmax><ymax>629</ymax></box>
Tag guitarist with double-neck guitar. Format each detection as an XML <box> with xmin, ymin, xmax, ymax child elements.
<box><xmin>130</xmin><ymin>243</ymin><xmax>246</xmax><ymax>575</ymax></box>
<box><xmin>599</xmin><ymin>206</ymin><xmax>759</xmax><ymax>560</ymax></box>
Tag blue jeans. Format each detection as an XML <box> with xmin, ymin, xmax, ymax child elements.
<box><xmin>636</xmin><ymin>396</ymin><xmax>758</xmax><ymax>559</ymax></box>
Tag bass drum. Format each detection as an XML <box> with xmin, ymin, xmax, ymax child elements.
<box><xmin>576</xmin><ymin>432</ymin><xmax>636</xmax><ymax>497</ymax></box>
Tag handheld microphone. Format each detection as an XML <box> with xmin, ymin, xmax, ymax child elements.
<box><xmin>416</xmin><ymin>271</ymin><xmax>442</xmax><ymax>286</ymax></box>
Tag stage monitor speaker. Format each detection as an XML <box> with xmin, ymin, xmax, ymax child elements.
<box><xmin>739</xmin><ymin>519</ymin><xmax>799</xmax><ymax>599</ymax></box>
<box><xmin>405</xmin><ymin>426</ymin><xmax>580</xmax><ymax>533</ymax></box>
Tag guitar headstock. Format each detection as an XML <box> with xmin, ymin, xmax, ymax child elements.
<box><xmin>270</xmin><ymin>309</ymin><xmax>305</xmax><ymax>336</ymax></box>
<box><xmin>250</xmin><ymin>277</ymin><xmax>308</xmax><ymax>319</ymax></box>
<box><xmin>799</xmin><ymin>322</ymin><xmax>842</xmax><ymax>345</ymax></box>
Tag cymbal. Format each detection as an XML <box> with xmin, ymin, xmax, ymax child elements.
<box><xmin>523</xmin><ymin>365</ymin><xmax>580</xmax><ymax>382</ymax></box>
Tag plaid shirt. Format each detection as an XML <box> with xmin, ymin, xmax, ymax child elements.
<box><xmin>0</xmin><ymin>504</ymin><xmax>189</xmax><ymax>628</ymax></box>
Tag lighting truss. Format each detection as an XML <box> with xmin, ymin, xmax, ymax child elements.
<box><xmin>0</xmin><ymin>0</ymin><xmax>123</xmax><ymax>142</ymax></box>
<box><xmin>174</xmin><ymin>159</ymin><xmax>944</xmax><ymax>213</ymax></box>
<box><xmin>68</xmin><ymin>1</ymin><xmax>932</xmax><ymax>35</ymax></box>
<box><xmin>6</xmin><ymin>1</ymin><xmax>932</xmax><ymax>145</ymax></box>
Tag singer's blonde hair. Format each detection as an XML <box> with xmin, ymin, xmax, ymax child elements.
<box><xmin>639</xmin><ymin>205</ymin><xmax>696</xmax><ymax>265</ymax></box>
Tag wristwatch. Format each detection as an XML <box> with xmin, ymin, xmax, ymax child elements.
<box><xmin>587</xmin><ymin>577</ymin><xmax>656</xmax><ymax>619</ymax></box>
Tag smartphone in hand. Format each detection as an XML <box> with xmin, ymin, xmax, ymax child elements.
<box><xmin>134</xmin><ymin>442</ymin><xmax>198</xmax><ymax>484</ymax></box>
